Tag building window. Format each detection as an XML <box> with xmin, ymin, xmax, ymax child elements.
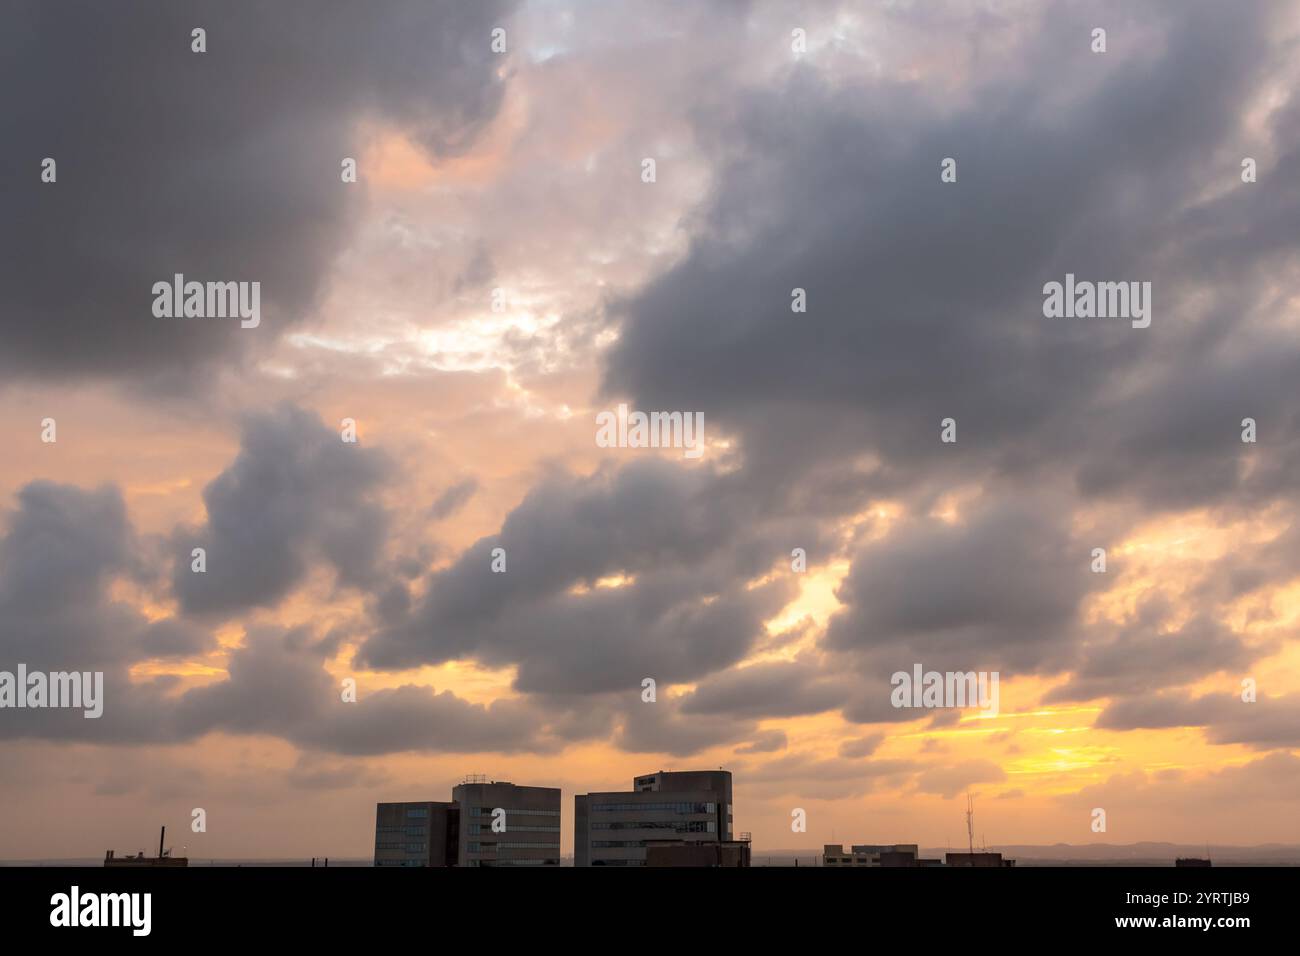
<box><xmin>591</xmin><ymin>802</ymin><xmax>715</xmax><ymax>814</ymax></box>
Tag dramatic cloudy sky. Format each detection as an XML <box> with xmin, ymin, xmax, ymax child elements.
<box><xmin>3</xmin><ymin>0</ymin><xmax>1300</xmax><ymax>859</ymax></box>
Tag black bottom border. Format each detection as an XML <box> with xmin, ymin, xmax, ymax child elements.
<box><xmin>0</xmin><ymin>865</ymin><xmax>1286</xmax><ymax>942</ymax></box>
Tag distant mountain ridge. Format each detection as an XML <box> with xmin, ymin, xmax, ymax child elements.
<box><xmin>938</xmin><ymin>842</ymin><xmax>1300</xmax><ymax>863</ymax></box>
<box><xmin>757</xmin><ymin>842</ymin><xmax>1300</xmax><ymax>865</ymax></box>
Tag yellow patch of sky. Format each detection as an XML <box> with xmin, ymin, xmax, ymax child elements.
<box><xmin>927</xmin><ymin>484</ymin><xmax>983</xmax><ymax>524</ymax></box>
<box><xmin>1084</xmin><ymin>505</ymin><xmax>1289</xmax><ymax>628</ymax></box>
<box><xmin>334</xmin><ymin>659</ymin><xmax>520</xmax><ymax>707</ymax></box>
<box><xmin>568</xmin><ymin>573</ymin><xmax>635</xmax><ymax>596</ymax></box>
<box><xmin>124</xmin><ymin>476</ymin><xmax>193</xmax><ymax>498</ymax></box>
<box><xmin>747</xmin><ymin>500</ymin><xmax>902</xmax><ymax>663</ymax></box>
<box><xmin>741</xmin><ymin>661</ymin><xmax>1267</xmax><ymax>803</ymax></box>
<box><xmin>128</xmin><ymin>659</ymin><xmax>228</xmax><ymax>682</ymax></box>
<box><xmin>108</xmin><ymin>578</ymin><xmax>175</xmax><ymax>624</ymax></box>
<box><xmin>756</xmin><ymin>561</ymin><xmax>848</xmax><ymax>663</ymax></box>
<box><xmin>127</xmin><ymin>621</ymin><xmax>244</xmax><ymax>690</ymax></box>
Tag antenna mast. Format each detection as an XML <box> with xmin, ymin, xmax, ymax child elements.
<box><xmin>965</xmin><ymin>794</ymin><xmax>975</xmax><ymax>857</ymax></box>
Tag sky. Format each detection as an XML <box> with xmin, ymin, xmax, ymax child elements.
<box><xmin>3</xmin><ymin>0</ymin><xmax>1300</xmax><ymax>860</ymax></box>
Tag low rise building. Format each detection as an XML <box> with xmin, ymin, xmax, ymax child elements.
<box><xmin>374</xmin><ymin>801</ymin><xmax>458</xmax><ymax>867</ymax></box>
<box><xmin>451</xmin><ymin>778</ymin><xmax>562</xmax><ymax>867</ymax></box>
<box><xmin>575</xmin><ymin>770</ymin><xmax>736</xmax><ymax>867</ymax></box>
<box><xmin>374</xmin><ymin>778</ymin><xmax>561</xmax><ymax>867</ymax></box>
<box><xmin>645</xmin><ymin>836</ymin><xmax>752</xmax><ymax>867</ymax></box>
<box><xmin>823</xmin><ymin>843</ymin><xmax>922</xmax><ymax>866</ymax></box>
<box><xmin>945</xmin><ymin>851</ymin><xmax>1015</xmax><ymax>867</ymax></box>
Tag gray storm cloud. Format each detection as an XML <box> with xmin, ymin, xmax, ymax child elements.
<box><xmin>171</xmin><ymin>403</ymin><xmax>392</xmax><ymax>617</ymax></box>
<box><xmin>0</xmin><ymin>0</ymin><xmax>516</xmax><ymax>388</ymax></box>
<box><xmin>360</xmin><ymin>458</ymin><xmax>802</xmax><ymax>696</ymax></box>
<box><xmin>603</xmin><ymin>0</ymin><xmax>1300</xmax><ymax>514</ymax></box>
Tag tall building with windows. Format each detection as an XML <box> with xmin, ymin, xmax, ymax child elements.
<box><xmin>374</xmin><ymin>801</ymin><xmax>459</xmax><ymax>867</ymax></box>
<box><xmin>450</xmin><ymin>779</ymin><xmax>562</xmax><ymax>867</ymax></box>
<box><xmin>574</xmin><ymin>770</ymin><xmax>735</xmax><ymax>867</ymax></box>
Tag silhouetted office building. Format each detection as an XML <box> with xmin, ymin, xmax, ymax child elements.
<box><xmin>105</xmin><ymin>826</ymin><xmax>187</xmax><ymax>867</ymax></box>
<box><xmin>451</xmin><ymin>779</ymin><xmax>562</xmax><ymax>867</ymax></box>
<box><xmin>574</xmin><ymin>770</ymin><xmax>735</xmax><ymax>867</ymax></box>
<box><xmin>103</xmin><ymin>851</ymin><xmax>187</xmax><ymax>868</ymax></box>
<box><xmin>645</xmin><ymin>838</ymin><xmax>751</xmax><ymax>867</ymax></box>
<box><xmin>945</xmin><ymin>851</ymin><xmax>1015</xmax><ymax>867</ymax></box>
<box><xmin>1175</xmin><ymin>857</ymin><xmax>1212</xmax><ymax>867</ymax></box>
<box><xmin>879</xmin><ymin>850</ymin><xmax>943</xmax><ymax>867</ymax></box>
<box><xmin>823</xmin><ymin>843</ymin><xmax>922</xmax><ymax>866</ymax></box>
<box><xmin>374</xmin><ymin>801</ymin><xmax>459</xmax><ymax>867</ymax></box>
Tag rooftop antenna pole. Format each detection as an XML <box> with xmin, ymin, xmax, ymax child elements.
<box><xmin>159</xmin><ymin>825</ymin><xmax>166</xmax><ymax>859</ymax></box>
<box><xmin>965</xmin><ymin>794</ymin><xmax>975</xmax><ymax>857</ymax></box>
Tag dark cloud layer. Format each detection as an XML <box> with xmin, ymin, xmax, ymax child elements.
<box><xmin>679</xmin><ymin>658</ymin><xmax>855</xmax><ymax>719</ymax></box>
<box><xmin>361</xmin><ymin>459</ymin><xmax>800</xmax><ymax>697</ymax></box>
<box><xmin>0</xmin><ymin>623</ymin><xmax>566</xmax><ymax>756</ymax></box>
<box><xmin>826</xmin><ymin>495</ymin><xmax>1097</xmax><ymax>678</ymax></box>
<box><xmin>172</xmin><ymin>403</ymin><xmax>391</xmax><ymax>617</ymax></box>
<box><xmin>173</xmin><ymin>627</ymin><xmax>560</xmax><ymax>755</ymax></box>
<box><xmin>0</xmin><ymin>0</ymin><xmax>515</xmax><ymax>388</ymax></box>
<box><xmin>1046</xmin><ymin>604</ymin><xmax>1263</xmax><ymax>703</ymax></box>
<box><xmin>0</xmin><ymin>482</ymin><xmax>210</xmax><ymax>670</ymax></box>
<box><xmin>1097</xmin><ymin>690</ymin><xmax>1300</xmax><ymax>750</ymax></box>
<box><xmin>593</xmin><ymin>0</ymin><xmax>1300</xmax><ymax>736</ymax></box>
<box><xmin>0</xmin><ymin>417</ymin><xmax>547</xmax><ymax>757</ymax></box>
<box><xmin>605</xmin><ymin>0</ymin><xmax>1300</xmax><ymax>516</ymax></box>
